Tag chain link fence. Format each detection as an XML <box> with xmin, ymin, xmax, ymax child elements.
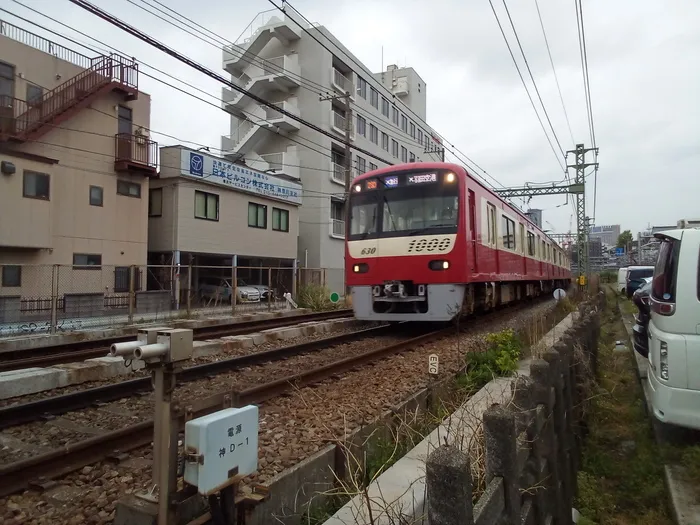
<box><xmin>0</xmin><ymin>263</ymin><xmax>345</xmax><ymax>338</ymax></box>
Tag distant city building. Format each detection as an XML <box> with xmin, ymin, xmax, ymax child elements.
<box><xmin>526</xmin><ymin>209</ymin><xmax>542</xmax><ymax>229</ymax></box>
<box><xmin>589</xmin><ymin>224</ymin><xmax>620</xmax><ymax>246</ymax></box>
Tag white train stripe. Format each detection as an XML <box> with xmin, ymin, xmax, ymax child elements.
<box><xmin>348</xmin><ymin>234</ymin><xmax>458</xmax><ymax>258</ymax></box>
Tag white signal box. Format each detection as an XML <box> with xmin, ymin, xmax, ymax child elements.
<box><xmin>184</xmin><ymin>405</ymin><xmax>259</xmax><ymax>495</ymax></box>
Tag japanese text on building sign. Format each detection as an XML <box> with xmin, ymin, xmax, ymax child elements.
<box><xmin>184</xmin><ymin>150</ymin><xmax>302</xmax><ymax>205</ymax></box>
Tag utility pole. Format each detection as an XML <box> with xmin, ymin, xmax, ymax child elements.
<box><xmin>320</xmin><ymin>90</ymin><xmax>353</xmax><ymax>225</ymax></box>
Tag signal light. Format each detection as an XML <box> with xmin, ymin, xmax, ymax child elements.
<box><xmin>428</xmin><ymin>260</ymin><xmax>450</xmax><ymax>271</ymax></box>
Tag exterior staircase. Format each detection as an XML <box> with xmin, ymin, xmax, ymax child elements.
<box><xmin>0</xmin><ymin>54</ymin><xmax>139</xmax><ymax>143</ymax></box>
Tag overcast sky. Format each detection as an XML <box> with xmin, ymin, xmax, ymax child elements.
<box><xmin>3</xmin><ymin>0</ymin><xmax>699</xmax><ymax>236</ymax></box>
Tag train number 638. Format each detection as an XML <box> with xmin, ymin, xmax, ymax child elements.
<box><xmin>360</xmin><ymin>247</ymin><xmax>377</xmax><ymax>255</ymax></box>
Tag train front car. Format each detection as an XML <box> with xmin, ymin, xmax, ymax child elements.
<box><xmin>346</xmin><ymin>163</ymin><xmax>467</xmax><ymax>322</ymax></box>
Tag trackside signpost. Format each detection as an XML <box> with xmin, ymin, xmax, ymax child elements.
<box><xmin>330</xmin><ymin>292</ymin><xmax>340</xmax><ymax>304</ymax></box>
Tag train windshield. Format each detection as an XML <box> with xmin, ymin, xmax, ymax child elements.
<box><xmin>349</xmin><ymin>170</ymin><xmax>459</xmax><ymax>240</ymax></box>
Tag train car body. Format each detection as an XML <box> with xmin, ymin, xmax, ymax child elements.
<box><xmin>345</xmin><ymin>162</ymin><xmax>571</xmax><ymax>322</ymax></box>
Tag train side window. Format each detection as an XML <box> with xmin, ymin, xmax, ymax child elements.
<box><xmin>519</xmin><ymin>224</ymin><xmax>525</xmax><ymax>253</ymax></box>
<box><xmin>527</xmin><ymin>232</ymin><xmax>536</xmax><ymax>256</ymax></box>
<box><xmin>486</xmin><ymin>202</ymin><xmax>497</xmax><ymax>245</ymax></box>
<box><xmin>501</xmin><ymin>215</ymin><xmax>515</xmax><ymax>250</ymax></box>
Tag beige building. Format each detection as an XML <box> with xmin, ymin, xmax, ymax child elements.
<box><xmin>0</xmin><ymin>22</ymin><xmax>155</xmax><ymax>319</ymax></box>
<box><xmin>148</xmin><ymin>146</ymin><xmax>301</xmax><ymax>297</ymax></box>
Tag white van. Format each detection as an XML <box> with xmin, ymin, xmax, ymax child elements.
<box><xmin>617</xmin><ymin>267</ymin><xmax>628</xmax><ymax>294</ymax></box>
<box><xmin>646</xmin><ymin>228</ymin><xmax>700</xmax><ymax>430</ymax></box>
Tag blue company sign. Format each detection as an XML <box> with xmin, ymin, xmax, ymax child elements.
<box><xmin>615</xmin><ymin>247</ymin><xmax>624</xmax><ymax>256</ymax></box>
<box><xmin>182</xmin><ymin>150</ymin><xmax>302</xmax><ymax>205</ymax></box>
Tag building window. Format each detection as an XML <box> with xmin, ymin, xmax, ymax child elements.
<box><xmin>73</xmin><ymin>253</ymin><xmax>102</xmax><ymax>268</ymax></box>
<box><xmin>272</xmin><ymin>207</ymin><xmax>289</xmax><ymax>232</ymax></box>
<box><xmin>370</xmin><ymin>87</ymin><xmax>379</xmax><ymax>109</ymax></box>
<box><xmin>370</xmin><ymin>124</ymin><xmax>378</xmax><ymax>144</ymax></box>
<box><xmin>114</xmin><ymin>266</ymin><xmax>141</xmax><ymax>293</ymax></box>
<box><xmin>117</xmin><ymin>180</ymin><xmax>141</xmax><ymax>198</ymax></box>
<box><xmin>391</xmin><ymin>139</ymin><xmax>399</xmax><ymax>158</ymax></box>
<box><xmin>1</xmin><ymin>265</ymin><xmax>21</xmax><ymax>287</ymax></box>
<box><xmin>400</xmin><ymin>114</ymin><xmax>408</xmax><ymax>133</ymax></box>
<box><xmin>501</xmin><ymin>215</ymin><xmax>516</xmax><ymax>250</ymax></box>
<box><xmin>369</xmin><ymin>162</ymin><xmax>377</xmax><ymax>171</ymax></box>
<box><xmin>409</xmin><ymin>152</ymin><xmax>415</xmax><ymax>163</ymax></box>
<box><xmin>356</xmin><ymin>114</ymin><xmax>366</xmax><ymax>137</ymax></box>
<box><xmin>89</xmin><ymin>185</ymin><xmax>103</xmax><ymax>207</ymax></box>
<box><xmin>381</xmin><ymin>132</ymin><xmax>389</xmax><ymax>151</ymax></box>
<box><xmin>418</xmin><ymin>129</ymin><xmax>423</xmax><ymax>145</ymax></box>
<box><xmin>392</xmin><ymin>106</ymin><xmax>399</xmax><ymax>126</ymax></box>
<box><xmin>0</xmin><ymin>62</ymin><xmax>14</xmax><ymax>100</ymax></box>
<box><xmin>331</xmin><ymin>200</ymin><xmax>345</xmax><ymax>221</ymax></box>
<box><xmin>26</xmin><ymin>83</ymin><xmax>43</xmax><ymax>106</ymax></box>
<box><xmin>410</xmin><ymin>122</ymin><xmax>416</xmax><ymax>139</ymax></box>
<box><xmin>195</xmin><ymin>190</ymin><xmax>219</xmax><ymax>221</ymax></box>
<box><xmin>356</xmin><ymin>76</ymin><xmax>367</xmax><ymax>99</ymax></box>
<box><xmin>148</xmin><ymin>188</ymin><xmax>162</xmax><ymax>217</ymax></box>
<box><xmin>401</xmin><ymin>146</ymin><xmax>407</xmax><ymax>162</ymax></box>
<box><xmin>381</xmin><ymin>97</ymin><xmax>389</xmax><ymax>117</ymax></box>
<box><xmin>357</xmin><ymin>156</ymin><xmax>366</xmax><ymax>174</ymax></box>
<box><xmin>248</xmin><ymin>202</ymin><xmax>267</xmax><ymax>229</ymax></box>
<box><xmin>23</xmin><ymin>170</ymin><xmax>50</xmax><ymax>200</ymax></box>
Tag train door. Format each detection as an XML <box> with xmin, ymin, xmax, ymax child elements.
<box><xmin>469</xmin><ymin>190</ymin><xmax>477</xmax><ymax>273</ymax></box>
<box><xmin>520</xmin><ymin>223</ymin><xmax>526</xmax><ymax>276</ymax></box>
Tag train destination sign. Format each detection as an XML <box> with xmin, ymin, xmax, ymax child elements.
<box><xmin>407</xmin><ymin>173</ymin><xmax>437</xmax><ymax>185</ymax></box>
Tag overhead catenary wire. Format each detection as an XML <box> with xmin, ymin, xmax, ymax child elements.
<box><xmin>4</xmin><ymin>3</ymin><xmax>350</xmax><ymax>171</ymax></box>
<box><xmin>65</xmin><ymin>0</ymin><xmax>398</xmax><ymax>167</ymax></box>
<box><xmin>533</xmin><ymin>0</ymin><xmax>576</xmax><ymax>147</ymax></box>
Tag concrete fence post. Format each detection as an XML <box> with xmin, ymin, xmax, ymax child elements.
<box><xmin>542</xmin><ymin>348</ymin><xmax>572</xmax><ymax>521</ymax></box>
<box><xmin>556</xmin><ymin>340</ymin><xmax>578</xmax><ymax>481</ymax></box>
<box><xmin>530</xmin><ymin>358</ymin><xmax>561</xmax><ymax>524</ymax></box>
<box><xmin>483</xmin><ymin>404</ymin><xmax>520</xmax><ymax>524</ymax></box>
<box><xmin>426</xmin><ymin>445</ymin><xmax>474</xmax><ymax>525</ymax></box>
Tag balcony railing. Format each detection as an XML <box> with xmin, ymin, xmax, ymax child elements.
<box><xmin>331</xmin><ymin>219</ymin><xmax>345</xmax><ymax>238</ymax></box>
<box><xmin>332</xmin><ymin>68</ymin><xmax>354</xmax><ymax>94</ymax></box>
<box><xmin>332</xmin><ymin>110</ymin><xmax>347</xmax><ymax>131</ymax></box>
<box><xmin>114</xmin><ymin>132</ymin><xmax>158</xmax><ymax>175</ymax></box>
<box><xmin>261</xmin><ymin>152</ymin><xmax>284</xmax><ymax>171</ymax></box>
<box><xmin>265</xmin><ymin>102</ymin><xmax>284</xmax><ymax>120</ymax></box>
<box><xmin>0</xmin><ymin>18</ymin><xmax>93</xmax><ymax>69</ymax></box>
<box><xmin>262</xmin><ymin>55</ymin><xmax>285</xmax><ymax>75</ymax></box>
<box><xmin>331</xmin><ymin>161</ymin><xmax>346</xmax><ymax>184</ymax></box>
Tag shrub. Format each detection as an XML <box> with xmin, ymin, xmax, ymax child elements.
<box><xmin>296</xmin><ymin>283</ymin><xmax>337</xmax><ymax>311</ymax></box>
<box><xmin>460</xmin><ymin>329</ymin><xmax>522</xmax><ymax>393</ymax></box>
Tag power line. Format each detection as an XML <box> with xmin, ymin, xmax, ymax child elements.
<box><xmin>63</xmin><ymin>0</ymin><xmax>398</xmax><ymax>167</ymax></box>
<box><xmin>487</xmin><ymin>0</ymin><xmax>566</xmax><ymax>173</ymax></box>
<box><xmin>500</xmin><ymin>0</ymin><xmax>566</xmax><ymax>160</ymax></box>
<box><xmin>4</xmin><ymin>3</ymin><xmax>355</xmax><ymax>171</ymax></box>
<box><xmin>268</xmin><ymin>0</ymin><xmax>505</xmax><ymax>188</ymax></box>
<box><xmin>533</xmin><ymin>0</ymin><xmax>576</xmax><ymax>146</ymax></box>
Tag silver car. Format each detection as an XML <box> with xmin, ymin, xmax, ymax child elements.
<box><xmin>199</xmin><ymin>279</ymin><xmax>260</xmax><ymax>303</ymax></box>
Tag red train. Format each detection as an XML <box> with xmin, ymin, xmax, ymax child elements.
<box><xmin>345</xmin><ymin>162</ymin><xmax>571</xmax><ymax>321</ymax></box>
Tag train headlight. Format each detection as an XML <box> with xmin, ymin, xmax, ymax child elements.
<box><xmin>428</xmin><ymin>260</ymin><xmax>450</xmax><ymax>271</ymax></box>
<box><xmin>445</xmin><ymin>172</ymin><xmax>456</xmax><ymax>183</ymax></box>
<box><xmin>352</xmin><ymin>263</ymin><xmax>369</xmax><ymax>273</ymax></box>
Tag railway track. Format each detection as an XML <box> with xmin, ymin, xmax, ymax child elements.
<box><xmin>0</xmin><ymin>323</ymin><xmax>449</xmax><ymax>498</ymax></box>
<box><xmin>0</xmin><ymin>309</ymin><xmax>352</xmax><ymax>372</ymax></box>
<box><xmin>0</xmin><ymin>324</ymin><xmax>395</xmax><ymax>429</ymax></box>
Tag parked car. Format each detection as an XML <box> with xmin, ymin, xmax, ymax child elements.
<box><xmin>617</xmin><ymin>267</ymin><xmax>629</xmax><ymax>294</ymax></box>
<box><xmin>625</xmin><ymin>266</ymin><xmax>654</xmax><ymax>298</ymax></box>
<box><xmin>647</xmin><ymin>228</ymin><xmax>700</xmax><ymax>430</ymax></box>
<box><xmin>238</xmin><ymin>279</ymin><xmax>276</xmax><ymax>301</ymax></box>
<box><xmin>631</xmin><ymin>277</ymin><xmax>653</xmax><ymax>359</ymax></box>
<box><xmin>199</xmin><ymin>278</ymin><xmax>261</xmax><ymax>303</ymax></box>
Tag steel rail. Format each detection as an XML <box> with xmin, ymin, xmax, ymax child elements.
<box><xmin>0</xmin><ymin>325</ymin><xmax>447</xmax><ymax>498</ymax></box>
<box><xmin>0</xmin><ymin>309</ymin><xmax>352</xmax><ymax>372</ymax></box>
<box><xmin>0</xmin><ymin>324</ymin><xmax>393</xmax><ymax>429</ymax></box>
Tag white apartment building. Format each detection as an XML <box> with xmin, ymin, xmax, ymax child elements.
<box><xmin>220</xmin><ymin>11</ymin><xmax>443</xmax><ymax>292</ymax></box>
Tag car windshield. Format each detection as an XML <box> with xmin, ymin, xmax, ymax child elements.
<box><xmin>629</xmin><ymin>268</ymin><xmax>654</xmax><ymax>280</ymax></box>
<box><xmin>349</xmin><ymin>170</ymin><xmax>459</xmax><ymax>240</ymax></box>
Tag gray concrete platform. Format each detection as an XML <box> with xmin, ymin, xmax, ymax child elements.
<box><xmin>0</xmin><ymin>317</ymin><xmax>359</xmax><ymax>401</ymax></box>
<box><xmin>0</xmin><ymin>308</ymin><xmax>313</xmax><ymax>353</ymax></box>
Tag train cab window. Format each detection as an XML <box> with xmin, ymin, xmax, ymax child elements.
<box><xmin>350</xmin><ymin>199</ymin><xmax>378</xmax><ymax>237</ymax></box>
